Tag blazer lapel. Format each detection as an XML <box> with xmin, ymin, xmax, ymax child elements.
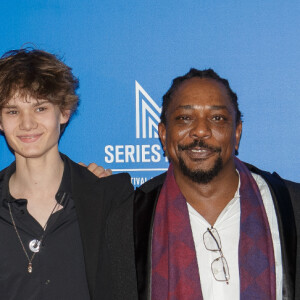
<box><xmin>247</xmin><ymin>165</ymin><xmax>296</xmax><ymax>300</ymax></box>
<box><xmin>67</xmin><ymin>158</ymin><xmax>105</xmax><ymax>297</ymax></box>
<box><xmin>134</xmin><ymin>185</ymin><xmax>162</xmax><ymax>300</ymax></box>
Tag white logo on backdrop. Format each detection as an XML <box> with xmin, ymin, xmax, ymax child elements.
<box><xmin>135</xmin><ymin>80</ymin><xmax>161</xmax><ymax>139</ymax></box>
<box><xmin>105</xmin><ymin>81</ymin><xmax>168</xmax><ymax>178</ymax></box>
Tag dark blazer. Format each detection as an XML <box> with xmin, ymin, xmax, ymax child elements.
<box><xmin>63</xmin><ymin>155</ymin><xmax>138</xmax><ymax>300</ymax></box>
<box><xmin>0</xmin><ymin>154</ymin><xmax>138</xmax><ymax>299</ymax></box>
<box><xmin>134</xmin><ymin>163</ymin><xmax>300</xmax><ymax>300</ymax></box>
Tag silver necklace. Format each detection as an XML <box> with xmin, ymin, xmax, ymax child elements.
<box><xmin>7</xmin><ymin>194</ymin><xmax>65</xmax><ymax>274</ymax></box>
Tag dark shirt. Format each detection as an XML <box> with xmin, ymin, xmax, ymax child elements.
<box><xmin>0</xmin><ymin>159</ymin><xmax>90</xmax><ymax>300</ymax></box>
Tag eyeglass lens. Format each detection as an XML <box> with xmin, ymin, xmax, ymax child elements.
<box><xmin>212</xmin><ymin>256</ymin><xmax>230</xmax><ymax>282</ymax></box>
<box><xmin>203</xmin><ymin>228</ymin><xmax>222</xmax><ymax>251</ymax></box>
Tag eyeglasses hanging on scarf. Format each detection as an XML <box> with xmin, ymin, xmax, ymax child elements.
<box><xmin>203</xmin><ymin>227</ymin><xmax>230</xmax><ymax>284</ymax></box>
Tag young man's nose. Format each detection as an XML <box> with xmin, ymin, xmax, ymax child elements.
<box><xmin>19</xmin><ymin>113</ymin><xmax>38</xmax><ymax>130</ymax></box>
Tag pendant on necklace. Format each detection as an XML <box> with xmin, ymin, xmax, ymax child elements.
<box><xmin>28</xmin><ymin>263</ymin><xmax>33</xmax><ymax>273</ymax></box>
<box><xmin>29</xmin><ymin>239</ymin><xmax>41</xmax><ymax>253</ymax></box>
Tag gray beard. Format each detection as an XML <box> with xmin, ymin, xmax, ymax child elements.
<box><xmin>178</xmin><ymin>156</ymin><xmax>223</xmax><ymax>184</ymax></box>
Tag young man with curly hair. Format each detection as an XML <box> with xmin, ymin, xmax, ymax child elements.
<box><xmin>0</xmin><ymin>49</ymin><xmax>137</xmax><ymax>300</ymax></box>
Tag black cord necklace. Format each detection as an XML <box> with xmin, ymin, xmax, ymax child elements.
<box><xmin>7</xmin><ymin>193</ymin><xmax>66</xmax><ymax>273</ymax></box>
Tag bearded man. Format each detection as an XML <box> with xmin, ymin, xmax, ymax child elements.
<box><xmin>133</xmin><ymin>68</ymin><xmax>300</xmax><ymax>300</ymax></box>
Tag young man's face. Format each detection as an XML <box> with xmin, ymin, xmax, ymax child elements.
<box><xmin>0</xmin><ymin>95</ymin><xmax>70</xmax><ymax>160</ymax></box>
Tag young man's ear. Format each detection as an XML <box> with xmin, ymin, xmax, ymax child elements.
<box><xmin>60</xmin><ymin>110</ymin><xmax>71</xmax><ymax>124</ymax></box>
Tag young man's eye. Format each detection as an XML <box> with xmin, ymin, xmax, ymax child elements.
<box><xmin>36</xmin><ymin>106</ymin><xmax>47</xmax><ymax>112</ymax></box>
<box><xmin>6</xmin><ymin>110</ymin><xmax>18</xmax><ymax>115</ymax></box>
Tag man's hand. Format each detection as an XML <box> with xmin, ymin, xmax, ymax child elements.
<box><xmin>79</xmin><ymin>162</ymin><xmax>112</xmax><ymax>178</ymax></box>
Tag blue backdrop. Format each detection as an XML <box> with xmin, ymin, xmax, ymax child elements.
<box><xmin>0</xmin><ymin>1</ymin><xmax>299</xmax><ymax>186</ymax></box>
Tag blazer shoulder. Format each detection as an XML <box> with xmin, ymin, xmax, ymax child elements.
<box><xmin>62</xmin><ymin>153</ymin><xmax>134</xmax><ymax>202</ymax></box>
<box><xmin>97</xmin><ymin>172</ymin><xmax>134</xmax><ymax>201</ymax></box>
<box><xmin>137</xmin><ymin>172</ymin><xmax>166</xmax><ymax>193</ymax></box>
<box><xmin>0</xmin><ymin>162</ymin><xmax>16</xmax><ymax>187</ymax></box>
<box><xmin>0</xmin><ymin>165</ymin><xmax>10</xmax><ymax>196</ymax></box>
<box><xmin>283</xmin><ymin>179</ymin><xmax>300</xmax><ymax>191</ymax></box>
<box><xmin>283</xmin><ymin>179</ymin><xmax>300</xmax><ymax>207</ymax></box>
<box><xmin>0</xmin><ymin>162</ymin><xmax>15</xmax><ymax>178</ymax></box>
<box><xmin>245</xmin><ymin>161</ymin><xmax>299</xmax><ymax>190</ymax></box>
<box><xmin>0</xmin><ymin>167</ymin><xmax>7</xmax><ymax>181</ymax></box>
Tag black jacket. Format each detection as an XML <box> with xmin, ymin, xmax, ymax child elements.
<box><xmin>62</xmin><ymin>155</ymin><xmax>138</xmax><ymax>300</ymax></box>
<box><xmin>0</xmin><ymin>154</ymin><xmax>138</xmax><ymax>300</ymax></box>
<box><xmin>133</xmin><ymin>163</ymin><xmax>300</xmax><ymax>300</ymax></box>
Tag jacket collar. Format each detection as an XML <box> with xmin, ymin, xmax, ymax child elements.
<box><xmin>134</xmin><ymin>173</ymin><xmax>165</xmax><ymax>300</ymax></box>
<box><xmin>246</xmin><ymin>163</ymin><xmax>296</xmax><ymax>300</ymax></box>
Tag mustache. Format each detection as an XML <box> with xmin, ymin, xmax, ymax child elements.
<box><xmin>178</xmin><ymin>140</ymin><xmax>221</xmax><ymax>153</ymax></box>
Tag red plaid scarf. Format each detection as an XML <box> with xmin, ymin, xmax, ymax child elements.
<box><xmin>151</xmin><ymin>158</ymin><xmax>276</xmax><ymax>299</ymax></box>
